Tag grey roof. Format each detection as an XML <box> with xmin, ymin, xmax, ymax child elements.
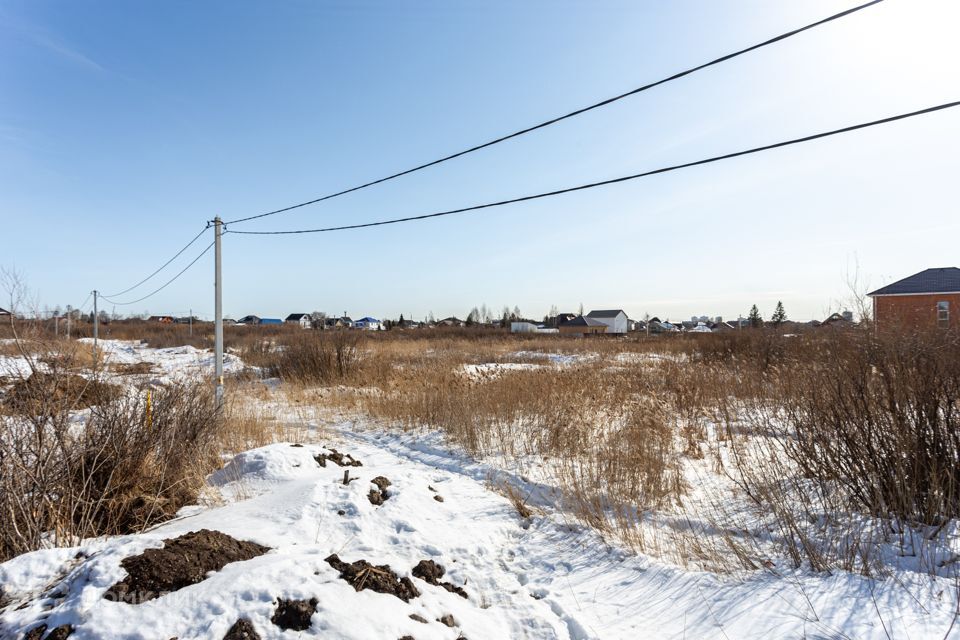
<box><xmin>586</xmin><ymin>309</ymin><xmax>626</xmax><ymax>318</ymax></box>
<box><xmin>285</xmin><ymin>313</ymin><xmax>309</xmax><ymax>321</ymax></box>
<box><xmin>868</xmin><ymin>267</ymin><xmax>960</xmax><ymax>296</ymax></box>
<box><xmin>560</xmin><ymin>316</ymin><xmax>607</xmax><ymax>327</ymax></box>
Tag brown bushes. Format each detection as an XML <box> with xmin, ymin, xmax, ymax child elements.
<box><xmin>263</xmin><ymin>331</ymin><xmax>361</xmax><ymax>384</ymax></box>
<box><xmin>773</xmin><ymin>330</ymin><xmax>960</xmax><ymax>524</ymax></box>
<box><xmin>0</xmin><ymin>372</ymin><xmax>221</xmax><ymax>561</ymax></box>
<box><xmin>2</xmin><ymin>372</ymin><xmax>119</xmax><ymax>416</ymax></box>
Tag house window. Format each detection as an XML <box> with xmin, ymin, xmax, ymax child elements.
<box><xmin>937</xmin><ymin>301</ymin><xmax>950</xmax><ymax>328</ymax></box>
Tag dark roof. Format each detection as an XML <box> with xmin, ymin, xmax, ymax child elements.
<box><xmin>868</xmin><ymin>268</ymin><xmax>960</xmax><ymax>296</ymax></box>
<box><xmin>285</xmin><ymin>313</ymin><xmax>309</xmax><ymax>321</ymax></box>
<box><xmin>586</xmin><ymin>309</ymin><xmax>626</xmax><ymax>318</ymax></box>
<box><xmin>560</xmin><ymin>316</ymin><xmax>607</xmax><ymax>327</ymax></box>
<box><xmin>0</xmin><ymin>307</ymin><xmax>10</xmax><ymax>315</ymax></box>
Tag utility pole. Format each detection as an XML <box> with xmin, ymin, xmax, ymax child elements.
<box><xmin>214</xmin><ymin>218</ymin><xmax>224</xmax><ymax>410</ymax></box>
<box><xmin>189</xmin><ymin>308</ymin><xmax>193</xmax><ymax>337</ymax></box>
<box><xmin>92</xmin><ymin>290</ymin><xmax>99</xmax><ymax>355</ymax></box>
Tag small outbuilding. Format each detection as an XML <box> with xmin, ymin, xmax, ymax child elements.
<box><xmin>558</xmin><ymin>316</ymin><xmax>608</xmax><ymax>336</ymax></box>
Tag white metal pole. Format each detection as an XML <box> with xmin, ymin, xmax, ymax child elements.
<box><xmin>189</xmin><ymin>308</ymin><xmax>193</xmax><ymax>337</ymax></box>
<box><xmin>93</xmin><ymin>290</ymin><xmax>99</xmax><ymax>355</ymax></box>
<box><xmin>214</xmin><ymin>218</ymin><xmax>224</xmax><ymax>410</ymax></box>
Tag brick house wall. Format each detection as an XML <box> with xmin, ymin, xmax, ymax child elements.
<box><xmin>874</xmin><ymin>293</ymin><xmax>960</xmax><ymax>331</ymax></box>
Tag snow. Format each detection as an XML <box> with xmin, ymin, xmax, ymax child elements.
<box><xmin>77</xmin><ymin>339</ymin><xmax>246</xmax><ymax>383</ymax></box>
<box><xmin>3</xmin><ymin>425</ymin><xmax>958</xmax><ymax>639</ymax></box>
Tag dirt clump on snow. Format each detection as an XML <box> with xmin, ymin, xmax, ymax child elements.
<box><xmin>270</xmin><ymin>598</ymin><xmax>317</xmax><ymax>631</ymax></box>
<box><xmin>223</xmin><ymin>618</ymin><xmax>261</xmax><ymax>639</ymax></box>
<box><xmin>2</xmin><ymin>373</ymin><xmax>119</xmax><ymax>414</ymax></box>
<box><xmin>24</xmin><ymin>624</ymin><xmax>73</xmax><ymax>639</ymax></box>
<box><xmin>325</xmin><ymin>554</ymin><xmax>420</xmax><ymax>602</ymax></box>
<box><xmin>438</xmin><ymin>613</ymin><xmax>457</xmax><ymax>627</ymax></box>
<box><xmin>104</xmin><ymin>529</ymin><xmax>269</xmax><ymax>603</ymax></box>
<box><xmin>368</xmin><ymin>476</ymin><xmax>392</xmax><ymax>505</ymax></box>
<box><xmin>412</xmin><ymin>559</ymin><xmax>468</xmax><ymax>599</ymax></box>
<box><xmin>314</xmin><ymin>448</ymin><xmax>362</xmax><ymax>468</ymax></box>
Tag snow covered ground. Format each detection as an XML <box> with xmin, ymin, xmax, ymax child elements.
<box><xmin>78</xmin><ymin>339</ymin><xmax>246</xmax><ymax>383</ymax></box>
<box><xmin>2</xmin><ymin>424</ymin><xmax>958</xmax><ymax>639</ymax></box>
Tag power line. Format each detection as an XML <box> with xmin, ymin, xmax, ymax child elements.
<box><xmin>100</xmin><ymin>240</ymin><xmax>216</xmax><ymax>306</ymax></box>
<box><xmin>223</xmin><ymin>0</ymin><xmax>884</xmax><ymax>226</ymax></box>
<box><xmin>102</xmin><ymin>225</ymin><xmax>210</xmax><ymax>298</ymax></box>
<box><xmin>226</xmin><ymin>100</ymin><xmax>960</xmax><ymax>236</ymax></box>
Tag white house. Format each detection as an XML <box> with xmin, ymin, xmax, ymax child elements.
<box><xmin>585</xmin><ymin>309</ymin><xmax>628</xmax><ymax>334</ymax></box>
<box><xmin>510</xmin><ymin>321</ymin><xmax>539</xmax><ymax>333</ymax></box>
<box><xmin>285</xmin><ymin>313</ymin><xmax>312</xmax><ymax>329</ymax></box>
<box><xmin>353</xmin><ymin>316</ymin><xmax>382</xmax><ymax>331</ymax></box>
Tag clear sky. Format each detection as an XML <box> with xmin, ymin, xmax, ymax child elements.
<box><xmin>2</xmin><ymin>0</ymin><xmax>958</xmax><ymax>323</ymax></box>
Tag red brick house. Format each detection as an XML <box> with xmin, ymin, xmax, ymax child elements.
<box><xmin>868</xmin><ymin>267</ymin><xmax>960</xmax><ymax>331</ymax></box>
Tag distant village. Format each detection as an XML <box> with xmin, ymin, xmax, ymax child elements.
<box><xmin>138</xmin><ymin>307</ymin><xmax>857</xmax><ymax>335</ymax></box>
<box><xmin>12</xmin><ymin>268</ymin><xmax>958</xmax><ymax>335</ymax></box>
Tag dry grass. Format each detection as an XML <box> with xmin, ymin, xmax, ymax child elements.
<box><xmin>6</xmin><ymin>316</ymin><xmax>958</xmax><ymax>579</ymax></box>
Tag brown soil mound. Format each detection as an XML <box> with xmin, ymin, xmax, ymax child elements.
<box><xmin>412</xmin><ymin>560</ymin><xmax>468</xmax><ymax>599</ymax></box>
<box><xmin>104</xmin><ymin>529</ymin><xmax>269</xmax><ymax>603</ymax></box>
<box><xmin>3</xmin><ymin>373</ymin><xmax>119</xmax><ymax>414</ymax></box>
<box><xmin>368</xmin><ymin>476</ymin><xmax>392</xmax><ymax>505</ymax></box>
<box><xmin>314</xmin><ymin>448</ymin><xmax>363</xmax><ymax>468</ymax></box>
<box><xmin>325</xmin><ymin>554</ymin><xmax>419</xmax><ymax>602</ymax></box>
<box><xmin>223</xmin><ymin>618</ymin><xmax>261</xmax><ymax>639</ymax></box>
<box><xmin>24</xmin><ymin>624</ymin><xmax>73</xmax><ymax>639</ymax></box>
<box><xmin>271</xmin><ymin>598</ymin><xmax>317</xmax><ymax>631</ymax></box>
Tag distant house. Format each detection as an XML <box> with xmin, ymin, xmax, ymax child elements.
<box><xmin>510</xmin><ymin>321</ymin><xmax>540</xmax><ymax>333</ymax></box>
<box><xmin>148</xmin><ymin>315</ymin><xmax>175</xmax><ymax>324</ymax></box>
<box><xmin>648</xmin><ymin>318</ymin><xmax>679</xmax><ymax>334</ymax></box>
<box><xmin>285</xmin><ymin>313</ymin><xmax>312</xmax><ymax>329</ymax></box>
<box><xmin>558</xmin><ymin>315</ymin><xmax>608</xmax><ymax>336</ymax></box>
<box><xmin>223</xmin><ymin>318</ymin><xmax>237</xmax><ymax>325</ymax></box>
<box><xmin>820</xmin><ymin>311</ymin><xmax>855</xmax><ymax>328</ymax></box>
<box><xmin>175</xmin><ymin>316</ymin><xmax>195</xmax><ymax>325</ymax></box>
<box><xmin>689</xmin><ymin>322</ymin><xmax>712</xmax><ymax>333</ymax></box>
<box><xmin>0</xmin><ymin>307</ymin><xmax>10</xmax><ymax>317</ymax></box>
<box><xmin>710</xmin><ymin>321</ymin><xmax>738</xmax><ymax>332</ymax></box>
<box><xmin>259</xmin><ymin>318</ymin><xmax>283</xmax><ymax>326</ymax></box>
<box><xmin>585</xmin><ymin>309</ymin><xmax>628</xmax><ymax>334</ymax></box>
<box><xmin>354</xmin><ymin>317</ymin><xmax>382</xmax><ymax>331</ymax></box>
<box><xmin>237</xmin><ymin>315</ymin><xmax>261</xmax><ymax>325</ymax></box>
<box><xmin>323</xmin><ymin>316</ymin><xmax>353</xmax><ymax>330</ymax></box>
<box><xmin>868</xmin><ymin>267</ymin><xmax>960</xmax><ymax>331</ymax></box>
<box><xmin>438</xmin><ymin>317</ymin><xmax>465</xmax><ymax>327</ymax></box>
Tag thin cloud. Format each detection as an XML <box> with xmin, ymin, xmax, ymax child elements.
<box><xmin>0</xmin><ymin>10</ymin><xmax>105</xmax><ymax>72</ymax></box>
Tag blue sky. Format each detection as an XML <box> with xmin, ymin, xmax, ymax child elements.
<box><xmin>1</xmin><ymin>0</ymin><xmax>958</xmax><ymax>322</ymax></box>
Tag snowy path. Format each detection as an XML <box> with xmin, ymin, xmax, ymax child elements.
<box><xmin>2</xmin><ymin>423</ymin><xmax>957</xmax><ymax>639</ymax></box>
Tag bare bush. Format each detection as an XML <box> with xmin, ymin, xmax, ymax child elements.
<box><xmin>265</xmin><ymin>331</ymin><xmax>361</xmax><ymax>384</ymax></box>
<box><xmin>0</xmin><ymin>358</ymin><xmax>220</xmax><ymax>561</ymax></box>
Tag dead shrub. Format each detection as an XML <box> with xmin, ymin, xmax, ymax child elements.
<box><xmin>0</xmin><ymin>375</ymin><xmax>221</xmax><ymax>561</ymax></box>
<box><xmin>2</xmin><ymin>372</ymin><xmax>119</xmax><ymax>415</ymax></box>
<box><xmin>260</xmin><ymin>331</ymin><xmax>361</xmax><ymax>384</ymax></box>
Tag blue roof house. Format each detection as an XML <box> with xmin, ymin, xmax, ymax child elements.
<box><xmin>353</xmin><ymin>317</ymin><xmax>382</xmax><ymax>330</ymax></box>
